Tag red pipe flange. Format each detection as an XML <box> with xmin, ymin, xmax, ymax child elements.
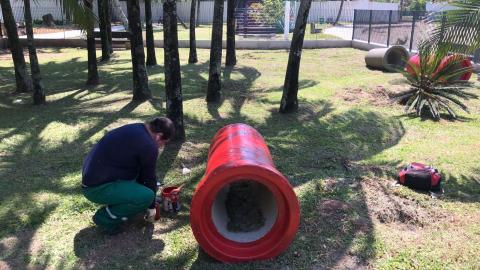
<box><xmin>190</xmin><ymin>124</ymin><xmax>300</xmax><ymax>263</ymax></box>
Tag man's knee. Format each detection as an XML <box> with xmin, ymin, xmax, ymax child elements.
<box><xmin>132</xmin><ymin>187</ymin><xmax>154</xmax><ymax>208</ymax></box>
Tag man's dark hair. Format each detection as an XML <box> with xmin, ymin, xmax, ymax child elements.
<box><xmin>148</xmin><ymin>117</ymin><xmax>175</xmax><ymax>140</ymax></box>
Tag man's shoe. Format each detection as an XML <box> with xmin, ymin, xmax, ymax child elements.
<box><xmin>92</xmin><ymin>215</ymin><xmax>123</xmax><ymax>236</ymax></box>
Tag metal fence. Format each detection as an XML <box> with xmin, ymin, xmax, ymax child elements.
<box><xmin>352</xmin><ymin>10</ymin><xmax>437</xmax><ymax>52</ymax></box>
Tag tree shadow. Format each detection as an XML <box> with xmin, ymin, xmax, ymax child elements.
<box><xmin>181</xmin><ymin>97</ymin><xmax>406</xmax><ymax>268</ymax></box>
<box><xmin>442</xmin><ymin>170</ymin><xmax>480</xmax><ymax>203</ymax></box>
<box><xmin>4</xmin><ymin>48</ymin><xmax>465</xmax><ymax>269</ymax></box>
<box><xmin>74</xmin><ymin>222</ymin><xmax>165</xmax><ymax>269</ymax></box>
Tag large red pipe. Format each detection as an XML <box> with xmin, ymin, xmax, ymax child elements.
<box><xmin>190</xmin><ymin>124</ymin><xmax>300</xmax><ymax>262</ymax></box>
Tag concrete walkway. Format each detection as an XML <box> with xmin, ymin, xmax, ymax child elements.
<box><xmin>324</xmin><ymin>25</ymin><xmax>353</xmax><ymax>40</ymax></box>
<box><xmin>19</xmin><ymin>25</ymin><xmax>126</xmax><ymax>39</ymax></box>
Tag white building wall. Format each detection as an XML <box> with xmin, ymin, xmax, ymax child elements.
<box><xmin>1</xmin><ymin>0</ymin><xmax>403</xmax><ymax>25</ymax></box>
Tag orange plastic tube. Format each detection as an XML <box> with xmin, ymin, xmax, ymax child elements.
<box><xmin>190</xmin><ymin>124</ymin><xmax>300</xmax><ymax>262</ymax></box>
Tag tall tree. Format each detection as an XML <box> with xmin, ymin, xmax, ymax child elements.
<box><xmin>126</xmin><ymin>0</ymin><xmax>151</xmax><ymax>101</ymax></box>
<box><xmin>225</xmin><ymin>0</ymin><xmax>236</xmax><ymax>66</ymax></box>
<box><xmin>279</xmin><ymin>0</ymin><xmax>313</xmax><ymax>113</ymax></box>
<box><xmin>98</xmin><ymin>0</ymin><xmax>111</xmax><ymax>61</ymax></box>
<box><xmin>145</xmin><ymin>0</ymin><xmax>157</xmax><ymax>65</ymax></box>
<box><xmin>105</xmin><ymin>0</ymin><xmax>113</xmax><ymax>54</ymax></box>
<box><xmin>163</xmin><ymin>0</ymin><xmax>185</xmax><ymax>140</ymax></box>
<box><xmin>23</xmin><ymin>0</ymin><xmax>45</xmax><ymax>104</ymax></box>
<box><xmin>333</xmin><ymin>0</ymin><xmax>344</xmax><ymax>26</ymax></box>
<box><xmin>196</xmin><ymin>0</ymin><xmax>201</xmax><ymax>26</ymax></box>
<box><xmin>206</xmin><ymin>0</ymin><xmax>224</xmax><ymax>102</ymax></box>
<box><xmin>188</xmin><ymin>0</ymin><xmax>198</xmax><ymax>64</ymax></box>
<box><xmin>84</xmin><ymin>0</ymin><xmax>99</xmax><ymax>85</ymax></box>
<box><xmin>0</xmin><ymin>0</ymin><xmax>32</xmax><ymax>93</ymax></box>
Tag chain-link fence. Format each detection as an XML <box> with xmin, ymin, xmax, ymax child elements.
<box><xmin>352</xmin><ymin>10</ymin><xmax>437</xmax><ymax>52</ymax></box>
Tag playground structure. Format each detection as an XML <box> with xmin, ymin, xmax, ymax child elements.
<box><xmin>190</xmin><ymin>124</ymin><xmax>300</xmax><ymax>262</ymax></box>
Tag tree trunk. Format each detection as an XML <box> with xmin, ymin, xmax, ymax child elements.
<box><xmin>188</xmin><ymin>0</ymin><xmax>198</xmax><ymax>64</ymax></box>
<box><xmin>84</xmin><ymin>0</ymin><xmax>99</xmax><ymax>85</ymax></box>
<box><xmin>196</xmin><ymin>0</ymin><xmax>201</xmax><ymax>26</ymax></box>
<box><xmin>333</xmin><ymin>0</ymin><xmax>344</xmax><ymax>26</ymax></box>
<box><xmin>206</xmin><ymin>0</ymin><xmax>224</xmax><ymax>102</ymax></box>
<box><xmin>23</xmin><ymin>0</ymin><xmax>45</xmax><ymax>104</ymax></box>
<box><xmin>225</xmin><ymin>0</ymin><xmax>236</xmax><ymax>66</ymax></box>
<box><xmin>145</xmin><ymin>0</ymin><xmax>157</xmax><ymax>66</ymax></box>
<box><xmin>163</xmin><ymin>0</ymin><xmax>185</xmax><ymax>141</ymax></box>
<box><xmin>127</xmin><ymin>0</ymin><xmax>151</xmax><ymax>101</ymax></box>
<box><xmin>0</xmin><ymin>0</ymin><xmax>32</xmax><ymax>93</ymax></box>
<box><xmin>279</xmin><ymin>0</ymin><xmax>312</xmax><ymax>113</ymax></box>
<box><xmin>106</xmin><ymin>0</ymin><xmax>113</xmax><ymax>54</ymax></box>
<box><xmin>98</xmin><ymin>0</ymin><xmax>111</xmax><ymax>61</ymax></box>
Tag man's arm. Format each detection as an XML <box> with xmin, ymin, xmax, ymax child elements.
<box><xmin>137</xmin><ymin>146</ymin><xmax>159</xmax><ymax>208</ymax></box>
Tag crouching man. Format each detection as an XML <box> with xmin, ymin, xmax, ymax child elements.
<box><xmin>81</xmin><ymin>117</ymin><xmax>175</xmax><ymax>235</ymax></box>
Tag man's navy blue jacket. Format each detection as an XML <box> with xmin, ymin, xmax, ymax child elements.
<box><xmin>82</xmin><ymin>123</ymin><xmax>158</xmax><ymax>196</ymax></box>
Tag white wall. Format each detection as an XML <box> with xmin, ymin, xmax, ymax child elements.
<box><xmin>1</xmin><ymin>0</ymin><xmax>400</xmax><ymax>25</ymax></box>
<box><xmin>426</xmin><ymin>2</ymin><xmax>457</xmax><ymax>12</ymax></box>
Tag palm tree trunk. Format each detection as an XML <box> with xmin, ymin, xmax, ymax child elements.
<box><xmin>145</xmin><ymin>0</ymin><xmax>157</xmax><ymax>66</ymax></box>
<box><xmin>127</xmin><ymin>0</ymin><xmax>151</xmax><ymax>101</ymax></box>
<box><xmin>84</xmin><ymin>0</ymin><xmax>99</xmax><ymax>85</ymax></box>
<box><xmin>279</xmin><ymin>0</ymin><xmax>312</xmax><ymax>113</ymax></box>
<box><xmin>106</xmin><ymin>0</ymin><xmax>113</xmax><ymax>54</ymax></box>
<box><xmin>163</xmin><ymin>0</ymin><xmax>185</xmax><ymax>141</ymax></box>
<box><xmin>333</xmin><ymin>0</ymin><xmax>344</xmax><ymax>26</ymax></box>
<box><xmin>188</xmin><ymin>0</ymin><xmax>198</xmax><ymax>64</ymax></box>
<box><xmin>196</xmin><ymin>0</ymin><xmax>201</xmax><ymax>26</ymax></box>
<box><xmin>0</xmin><ymin>0</ymin><xmax>32</xmax><ymax>93</ymax></box>
<box><xmin>23</xmin><ymin>0</ymin><xmax>45</xmax><ymax>104</ymax></box>
<box><xmin>98</xmin><ymin>0</ymin><xmax>111</xmax><ymax>61</ymax></box>
<box><xmin>206</xmin><ymin>0</ymin><xmax>224</xmax><ymax>102</ymax></box>
<box><xmin>225</xmin><ymin>0</ymin><xmax>236</xmax><ymax>66</ymax></box>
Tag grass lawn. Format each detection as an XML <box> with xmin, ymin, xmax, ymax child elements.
<box><xmin>152</xmin><ymin>23</ymin><xmax>339</xmax><ymax>40</ymax></box>
<box><xmin>0</xmin><ymin>47</ymin><xmax>479</xmax><ymax>269</ymax></box>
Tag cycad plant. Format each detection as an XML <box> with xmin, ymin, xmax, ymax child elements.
<box><xmin>397</xmin><ymin>45</ymin><xmax>477</xmax><ymax>119</ymax></box>
<box><xmin>395</xmin><ymin>0</ymin><xmax>480</xmax><ymax>120</ymax></box>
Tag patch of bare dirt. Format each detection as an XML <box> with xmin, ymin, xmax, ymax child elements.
<box><xmin>337</xmin><ymin>86</ymin><xmax>397</xmax><ymax>106</ymax></box>
<box><xmin>330</xmin><ymin>254</ymin><xmax>371</xmax><ymax>270</ymax></box>
<box><xmin>361</xmin><ymin>177</ymin><xmax>446</xmax><ymax>226</ymax></box>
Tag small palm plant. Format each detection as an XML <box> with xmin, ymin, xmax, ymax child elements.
<box><xmin>396</xmin><ymin>45</ymin><xmax>477</xmax><ymax>119</ymax></box>
<box><xmin>395</xmin><ymin>0</ymin><xmax>480</xmax><ymax>120</ymax></box>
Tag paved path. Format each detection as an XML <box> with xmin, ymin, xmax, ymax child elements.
<box><xmin>20</xmin><ymin>25</ymin><xmax>126</xmax><ymax>39</ymax></box>
<box><xmin>324</xmin><ymin>25</ymin><xmax>353</xmax><ymax>40</ymax></box>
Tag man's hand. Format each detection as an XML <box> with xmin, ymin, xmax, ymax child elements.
<box><xmin>145</xmin><ymin>208</ymin><xmax>157</xmax><ymax>222</ymax></box>
<box><xmin>145</xmin><ymin>202</ymin><xmax>161</xmax><ymax>222</ymax></box>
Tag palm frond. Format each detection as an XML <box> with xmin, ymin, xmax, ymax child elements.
<box><xmin>57</xmin><ymin>0</ymin><xmax>97</xmax><ymax>31</ymax></box>
<box><xmin>427</xmin><ymin>0</ymin><xmax>480</xmax><ymax>55</ymax></box>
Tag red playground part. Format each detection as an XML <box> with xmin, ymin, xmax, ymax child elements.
<box><xmin>190</xmin><ymin>124</ymin><xmax>300</xmax><ymax>263</ymax></box>
<box><xmin>406</xmin><ymin>54</ymin><xmax>473</xmax><ymax>81</ymax></box>
<box><xmin>406</xmin><ymin>54</ymin><xmax>421</xmax><ymax>76</ymax></box>
<box><xmin>438</xmin><ymin>55</ymin><xmax>473</xmax><ymax>81</ymax></box>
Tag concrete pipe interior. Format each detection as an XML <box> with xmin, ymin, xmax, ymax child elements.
<box><xmin>211</xmin><ymin>180</ymin><xmax>278</xmax><ymax>243</ymax></box>
<box><xmin>385</xmin><ymin>47</ymin><xmax>408</xmax><ymax>68</ymax></box>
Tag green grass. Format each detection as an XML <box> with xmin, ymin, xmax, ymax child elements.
<box><xmin>0</xmin><ymin>48</ymin><xmax>479</xmax><ymax>269</ymax></box>
<box><xmin>152</xmin><ymin>23</ymin><xmax>339</xmax><ymax>40</ymax></box>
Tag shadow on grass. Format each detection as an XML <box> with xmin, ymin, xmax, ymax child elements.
<box><xmin>0</xmin><ymin>51</ymin><xmax>411</xmax><ymax>269</ymax></box>
<box><xmin>0</xmin><ymin>54</ymin><xmax>264</xmax><ymax>268</ymax></box>
<box><xmin>443</xmin><ymin>170</ymin><xmax>480</xmax><ymax>203</ymax></box>
<box><xmin>178</xmin><ymin>99</ymin><xmax>406</xmax><ymax>269</ymax></box>
<box><xmin>74</xmin><ymin>222</ymin><xmax>165</xmax><ymax>269</ymax></box>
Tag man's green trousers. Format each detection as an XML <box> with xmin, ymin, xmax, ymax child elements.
<box><xmin>83</xmin><ymin>180</ymin><xmax>154</xmax><ymax>231</ymax></box>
